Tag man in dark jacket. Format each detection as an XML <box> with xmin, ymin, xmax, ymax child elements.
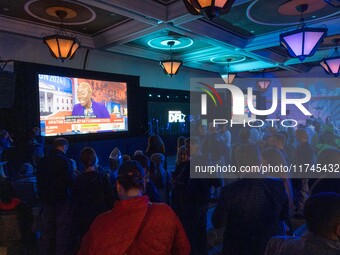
<box><xmin>37</xmin><ymin>138</ymin><xmax>74</xmax><ymax>255</ymax></box>
<box><xmin>181</xmin><ymin>137</ymin><xmax>221</xmax><ymax>255</ymax></box>
<box><xmin>265</xmin><ymin>193</ymin><xmax>340</xmax><ymax>255</ymax></box>
<box><xmin>212</xmin><ymin>143</ymin><xmax>289</xmax><ymax>255</ymax></box>
<box><xmin>72</xmin><ymin>147</ymin><xmax>114</xmax><ymax>243</ymax></box>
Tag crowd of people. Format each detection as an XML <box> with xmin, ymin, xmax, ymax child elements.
<box><xmin>0</xmin><ymin>116</ymin><xmax>339</xmax><ymax>255</ymax></box>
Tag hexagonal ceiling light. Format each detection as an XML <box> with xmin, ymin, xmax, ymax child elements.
<box><xmin>280</xmin><ymin>4</ymin><xmax>327</xmax><ymax>61</ymax></box>
<box><xmin>159</xmin><ymin>41</ymin><xmax>183</xmax><ymax>77</ymax></box>
<box><xmin>42</xmin><ymin>10</ymin><xmax>80</xmax><ymax>61</ymax></box>
<box><xmin>320</xmin><ymin>39</ymin><xmax>340</xmax><ymax>77</ymax></box>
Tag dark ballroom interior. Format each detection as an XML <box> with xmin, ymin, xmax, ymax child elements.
<box><xmin>0</xmin><ymin>1</ymin><xmax>339</xmax><ymax>255</ymax></box>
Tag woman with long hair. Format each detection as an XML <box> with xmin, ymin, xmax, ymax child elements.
<box><xmin>145</xmin><ymin>135</ymin><xmax>167</xmax><ymax>170</ymax></box>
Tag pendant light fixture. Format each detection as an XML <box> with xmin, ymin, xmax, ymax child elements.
<box><xmin>280</xmin><ymin>4</ymin><xmax>327</xmax><ymax>61</ymax></box>
<box><xmin>320</xmin><ymin>39</ymin><xmax>340</xmax><ymax>77</ymax></box>
<box><xmin>159</xmin><ymin>41</ymin><xmax>182</xmax><ymax>77</ymax></box>
<box><xmin>256</xmin><ymin>70</ymin><xmax>271</xmax><ymax>92</ymax></box>
<box><xmin>43</xmin><ymin>10</ymin><xmax>81</xmax><ymax>62</ymax></box>
<box><xmin>221</xmin><ymin>58</ymin><xmax>236</xmax><ymax>84</ymax></box>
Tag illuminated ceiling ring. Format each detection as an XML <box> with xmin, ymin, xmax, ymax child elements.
<box><xmin>24</xmin><ymin>0</ymin><xmax>96</xmax><ymax>25</ymax></box>
<box><xmin>210</xmin><ymin>55</ymin><xmax>246</xmax><ymax>64</ymax></box>
<box><xmin>148</xmin><ymin>36</ymin><xmax>194</xmax><ymax>50</ymax></box>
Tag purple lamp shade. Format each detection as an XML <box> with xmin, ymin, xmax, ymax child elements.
<box><xmin>256</xmin><ymin>80</ymin><xmax>271</xmax><ymax>92</ymax></box>
<box><xmin>320</xmin><ymin>56</ymin><xmax>340</xmax><ymax>77</ymax></box>
<box><xmin>280</xmin><ymin>27</ymin><xmax>327</xmax><ymax>61</ymax></box>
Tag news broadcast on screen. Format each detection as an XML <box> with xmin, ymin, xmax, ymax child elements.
<box><xmin>38</xmin><ymin>74</ymin><xmax>128</xmax><ymax>136</ymax></box>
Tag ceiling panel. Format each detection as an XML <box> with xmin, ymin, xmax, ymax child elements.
<box><xmin>152</xmin><ymin>0</ymin><xmax>180</xmax><ymax>5</ymax></box>
<box><xmin>0</xmin><ymin>0</ymin><xmax>130</xmax><ymax>36</ymax></box>
<box><xmin>0</xmin><ymin>0</ymin><xmax>339</xmax><ymax>75</ymax></box>
<box><xmin>126</xmin><ymin>30</ymin><xmax>213</xmax><ymax>54</ymax></box>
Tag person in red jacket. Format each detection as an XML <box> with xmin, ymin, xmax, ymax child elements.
<box><xmin>0</xmin><ymin>177</ymin><xmax>35</xmax><ymax>254</ymax></box>
<box><xmin>78</xmin><ymin>160</ymin><xmax>190</xmax><ymax>255</ymax></box>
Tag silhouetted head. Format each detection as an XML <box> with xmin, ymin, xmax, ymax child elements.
<box><xmin>146</xmin><ymin>135</ymin><xmax>165</xmax><ymax>155</ymax></box>
<box><xmin>177</xmin><ymin>136</ymin><xmax>186</xmax><ymax>149</ymax></box>
<box><xmin>80</xmin><ymin>147</ymin><xmax>98</xmax><ymax>170</ymax></box>
<box><xmin>176</xmin><ymin>145</ymin><xmax>187</xmax><ymax>164</ymax></box>
<box><xmin>239</xmin><ymin>128</ymin><xmax>250</xmax><ymax>143</ymax></box>
<box><xmin>53</xmin><ymin>138</ymin><xmax>69</xmax><ymax>153</ymax></box>
<box><xmin>116</xmin><ymin>160</ymin><xmax>146</xmax><ymax>200</ymax></box>
<box><xmin>295</xmin><ymin>129</ymin><xmax>308</xmax><ymax>143</ymax></box>
<box><xmin>109</xmin><ymin>147</ymin><xmax>122</xmax><ymax>171</ymax></box>
<box><xmin>304</xmin><ymin>193</ymin><xmax>340</xmax><ymax>240</ymax></box>
<box><xmin>236</xmin><ymin>143</ymin><xmax>261</xmax><ymax>167</ymax></box>
<box><xmin>317</xmin><ymin>148</ymin><xmax>340</xmax><ymax>165</ymax></box>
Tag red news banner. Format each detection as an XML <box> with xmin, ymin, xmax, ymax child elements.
<box><xmin>45</xmin><ymin>116</ymin><xmax>125</xmax><ymax>135</ymax></box>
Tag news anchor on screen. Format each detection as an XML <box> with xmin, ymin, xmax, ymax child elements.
<box><xmin>72</xmin><ymin>82</ymin><xmax>110</xmax><ymax>118</ymax></box>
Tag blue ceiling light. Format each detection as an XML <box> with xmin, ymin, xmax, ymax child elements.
<box><xmin>280</xmin><ymin>4</ymin><xmax>327</xmax><ymax>61</ymax></box>
<box><xmin>183</xmin><ymin>0</ymin><xmax>236</xmax><ymax>20</ymax></box>
<box><xmin>210</xmin><ymin>55</ymin><xmax>246</xmax><ymax>64</ymax></box>
<box><xmin>320</xmin><ymin>39</ymin><xmax>340</xmax><ymax>77</ymax></box>
<box><xmin>147</xmin><ymin>36</ymin><xmax>193</xmax><ymax>50</ymax></box>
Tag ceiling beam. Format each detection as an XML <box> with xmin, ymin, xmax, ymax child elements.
<box><xmin>179</xmin><ymin>19</ymin><xmax>247</xmax><ymax>49</ymax></box>
<box><xmin>184</xmin><ymin>61</ymin><xmax>223</xmax><ymax>73</ymax></box>
<box><xmin>250</xmin><ymin>49</ymin><xmax>287</xmax><ymax>63</ymax></box>
<box><xmin>166</xmin><ymin>1</ymin><xmax>201</xmax><ymax>25</ymax></box>
<box><xmin>180</xmin><ymin>47</ymin><xmax>233</xmax><ymax>63</ymax></box>
<box><xmin>106</xmin><ymin>44</ymin><xmax>169</xmax><ymax>61</ymax></box>
<box><xmin>93</xmin><ymin>20</ymin><xmax>158</xmax><ymax>48</ymax></box>
<box><xmin>105</xmin><ymin>44</ymin><xmax>223</xmax><ymax>73</ymax></box>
